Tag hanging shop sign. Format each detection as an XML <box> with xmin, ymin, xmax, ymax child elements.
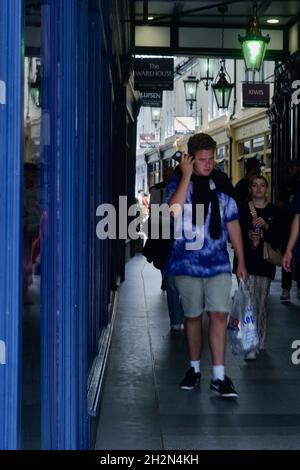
<box><xmin>174</xmin><ymin>117</ymin><xmax>196</xmax><ymax>136</ymax></box>
<box><xmin>134</xmin><ymin>58</ymin><xmax>174</xmax><ymax>91</ymax></box>
<box><xmin>140</xmin><ymin>90</ymin><xmax>163</xmax><ymax>107</ymax></box>
<box><xmin>139</xmin><ymin>133</ymin><xmax>158</xmax><ymax>148</ymax></box>
<box><xmin>242</xmin><ymin>83</ymin><xmax>270</xmax><ymax>107</ymax></box>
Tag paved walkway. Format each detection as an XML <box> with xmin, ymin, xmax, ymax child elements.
<box><xmin>95</xmin><ymin>254</ymin><xmax>300</xmax><ymax>450</ymax></box>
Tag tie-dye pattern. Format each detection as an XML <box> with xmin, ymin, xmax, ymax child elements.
<box><xmin>164</xmin><ymin>174</ymin><xmax>239</xmax><ymax>278</ymax></box>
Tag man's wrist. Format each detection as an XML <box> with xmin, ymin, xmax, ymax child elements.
<box><xmin>181</xmin><ymin>174</ymin><xmax>191</xmax><ymax>182</ymax></box>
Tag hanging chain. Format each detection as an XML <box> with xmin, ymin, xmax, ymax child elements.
<box><xmin>221</xmin><ymin>11</ymin><xmax>224</xmax><ymax>50</ymax></box>
<box><xmin>218</xmin><ymin>5</ymin><xmax>228</xmax><ymax>61</ymax></box>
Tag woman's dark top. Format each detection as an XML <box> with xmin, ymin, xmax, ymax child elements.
<box><xmin>233</xmin><ymin>202</ymin><xmax>283</xmax><ymax>280</ymax></box>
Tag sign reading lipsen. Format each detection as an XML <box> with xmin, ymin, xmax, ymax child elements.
<box><xmin>140</xmin><ymin>90</ymin><xmax>163</xmax><ymax>107</ymax></box>
<box><xmin>242</xmin><ymin>83</ymin><xmax>270</xmax><ymax>107</ymax></box>
<box><xmin>134</xmin><ymin>58</ymin><xmax>174</xmax><ymax>91</ymax></box>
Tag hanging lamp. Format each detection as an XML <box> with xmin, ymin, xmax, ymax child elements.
<box><xmin>211</xmin><ymin>5</ymin><xmax>234</xmax><ymax>109</ymax></box>
<box><xmin>200</xmin><ymin>58</ymin><xmax>214</xmax><ymax>91</ymax></box>
<box><xmin>151</xmin><ymin>107</ymin><xmax>161</xmax><ymax>127</ymax></box>
<box><xmin>183</xmin><ymin>75</ymin><xmax>199</xmax><ymax>110</ymax></box>
<box><xmin>212</xmin><ymin>60</ymin><xmax>234</xmax><ymax>109</ymax></box>
<box><xmin>239</xmin><ymin>3</ymin><xmax>270</xmax><ymax>72</ymax></box>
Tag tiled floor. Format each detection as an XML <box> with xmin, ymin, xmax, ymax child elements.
<box><xmin>95</xmin><ymin>254</ymin><xmax>300</xmax><ymax>450</ymax></box>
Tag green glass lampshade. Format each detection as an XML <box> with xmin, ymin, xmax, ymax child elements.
<box><xmin>200</xmin><ymin>58</ymin><xmax>214</xmax><ymax>90</ymax></box>
<box><xmin>239</xmin><ymin>16</ymin><xmax>270</xmax><ymax>72</ymax></box>
<box><xmin>212</xmin><ymin>61</ymin><xmax>234</xmax><ymax>109</ymax></box>
<box><xmin>183</xmin><ymin>75</ymin><xmax>199</xmax><ymax>109</ymax></box>
<box><xmin>212</xmin><ymin>85</ymin><xmax>233</xmax><ymax>109</ymax></box>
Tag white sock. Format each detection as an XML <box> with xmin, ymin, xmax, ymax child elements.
<box><xmin>190</xmin><ymin>360</ymin><xmax>200</xmax><ymax>373</ymax></box>
<box><xmin>212</xmin><ymin>365</ymin><xmax>224</xmax><ymax>381</ymax></box>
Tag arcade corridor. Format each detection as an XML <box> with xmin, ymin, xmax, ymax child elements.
<box><xmin>95</xmin><ymin>254</ymin><xmax>300</xmax><ymax>450</ymax></box>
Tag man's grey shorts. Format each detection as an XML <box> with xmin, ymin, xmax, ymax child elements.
<box><xmin>174</xmin><ymin>273</ymin><xmax>232</xmax><ymax>317</ymax></box>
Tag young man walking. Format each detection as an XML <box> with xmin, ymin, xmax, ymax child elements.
<box><xmin>164</xmin><ymin>133</ymin><xmax>247</xmax><ymax>398</ymax></box>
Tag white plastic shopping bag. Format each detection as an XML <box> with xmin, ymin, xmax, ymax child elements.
<box><xmin>227</xmin><ymin>280</ymin><xmax>259</xmax><ymax>355</ymax></box>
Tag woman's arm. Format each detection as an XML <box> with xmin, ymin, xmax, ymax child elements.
<box><xmin>283</xmin><ymin>214</ymin><xmax>300</xmax><ymax>272</ymax></box>
<box><xmin>227</xmin><ymin>219</ymin><xmax>247</xmax><ymax>281</ymax></box>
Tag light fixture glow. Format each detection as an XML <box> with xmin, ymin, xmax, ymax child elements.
<box><xmin>267</xmin><ymin>18</ymin><xmax>279</xmax><ymax>24</ymax></box>
<box><xmin>200</xmin><ymin>58</ymin><xmax>214</xmax><ymax>90</ymax></box>
<box><xmin>239</xmin><ymin>8</ymin><xmax>270</xmax><ymax>72</ymax></box>
<box><xmin>183</xmin><ymin>75</ymin><xmax>199</xmax><ymax>110</ymax></box>
<box><xmin>148</xmin><ymin>16</ymin><xmax>154</xmax><ymax>20</ymax></box>
<box><xmin>151</xmin><ymin>107</ymin><xmax>161</xmax><ymax>127</ymax></box>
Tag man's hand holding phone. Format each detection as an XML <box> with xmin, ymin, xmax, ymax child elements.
<box><xmin>179</xmin><ymin>152</ymin><xmax>194</xmax><ymax>179</ymax></box>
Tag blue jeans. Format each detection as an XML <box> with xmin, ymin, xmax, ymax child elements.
<box><xmin>165</xmin><ymin>275</ymin><xmax>184</xmax><ymax>326</ymax></box>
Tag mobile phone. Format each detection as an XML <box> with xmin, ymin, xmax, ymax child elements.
<box><xmin>172</xmin><ymin>151</ymin><xmax>183</xmax><ymax>162</ymax></box>
<box><xmin>172</xmin><ymin>151</ymin><xmax>194</xmax><ymax>162</ymax></box>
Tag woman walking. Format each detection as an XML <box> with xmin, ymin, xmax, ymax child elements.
<box><xmin>233</xmin><ymin>175</ymin><xmax>282</xmax><ymax>359</ymax></box>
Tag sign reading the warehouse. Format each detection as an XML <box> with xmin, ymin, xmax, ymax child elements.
<box><xmin>242</xmin><ymin>83</ymin><xmax>269</xmax><ymax>107</ymax></box>
<box><xmin>140</xmin><ymin>90</ymin><xmax>163</xmax><ymax>107</ymax></box>
<box><xmin>134</xmin><ymin>58</ymin><xmax>174</xmax><ymax>90</ymax></box>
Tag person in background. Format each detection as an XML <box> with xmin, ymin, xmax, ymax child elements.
<box><xmin>141</xmin><ymin>192</ymin><xmax>149</xmax><ymax>221</ymax></box>
<box><xmin>149</xmin><ymin>167</ymin><xmax>174</xmax><ymax>207</ymax></box>
<box><xmin>283</xmin><ymin>174</ymin><xmax>300</xmax><ymax>278</ymax></box>
<box><xmin>149</xmin><ymin>166</ymin><xmax>184</xmax><ymax>332</ymax></box>
<box><xmin>233</xmin><ymin>176</ymin><xmax>282</xmax><ymax>360</ymax></box>
<box><xmin>136</xmin><ymin>189</ymin><xmax>144</xmax><ymax>212</ymax></box>
<box><xmin>278</xmin><ymin>160</ymin><xmax>300</xmax><ymax>302</ymax></box>
<box><xmin>149</xmin><ymin>167</ymin><xmax>173</xmax><ymax>291</ymax></box>
<box><xmin>23</xmin><ymin>163</ymin><xmax>40</xmax><ymax>304</ymax></box>
<box><xmin>165</xmin><ymin>132</ymin><xmax>247</xmax><ymax>398</ymax></box>
<box><xmin>234</xmin><ymin>157</ymin><xmax>263</xmax><ymax>204</ymax></box>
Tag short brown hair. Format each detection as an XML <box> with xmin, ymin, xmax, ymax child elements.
<box><xmin>187</xmin><ymin>132</ymin><xmax>217</xmax><ymax>156</ymax></box>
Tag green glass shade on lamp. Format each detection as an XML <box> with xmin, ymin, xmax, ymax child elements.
<box><xmin>239</xmin><ymin>15</ymin><xmax>270</xmax><ymax>72</ymax></box>
<box><xmin>212</xmin><ymin>60</ymin><xmax>234</xmax><ymax>109</ymax></box>
<box><xmin>183</xmin><ymin>75</ymin><xmax>199</xmax><ymax>110</ymax></box>
<box><xmin>200</xmin><ymin>58</ymin><xmax>214</xmax><ymax>91</ymax></box>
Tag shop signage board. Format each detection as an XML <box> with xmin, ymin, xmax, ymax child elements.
<box><xmin>134</xmin><ymin>58</ymin><xmax>174</xmax><ymax>90</ymax></box>
<box><xmin>139</xmin><ymin>133</ymin><xmax>157</xmax><ymax>148</ymax></box>
<box><xmin>140</xmin><ymin>90</ymin><xmax>163</xmax><ymax>107</ymax></box>
<box><xmin>242</xmin><ymin>83</ymin><xmax>270</xmax><ymax>107</ymax></box>
<box><xmin>174</xmin><ymin>116</ymin><xmax>196</xmax><ymax>135</ymax></box>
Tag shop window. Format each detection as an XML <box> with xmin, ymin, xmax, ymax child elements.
<box><xmin>149</xmin><ymin>173</ymin><xmax>155</xmax><ymax>188</ymax></box>
<box><xmin>238</xmin><ymin>133</ymin><xmax>271</xmax><ymax>180</ymax></box>
<box><xmin>215</xmin><ymin>144</ymin><xmax>230</xmax><ymax>175</ymax></box>
<box><xmin>242</xmin><ymin>140</ymin><xmax>250</xmax><ymax>155</ymax></box>
<box><xmin>253</xmin><ymin>136</ymin><xmax>264</xmax><ymax>152</ymax></box>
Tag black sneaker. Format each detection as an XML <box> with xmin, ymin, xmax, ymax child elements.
<box><xmin>210</xmin><ymin>375</ymin><xmax>238</xmax><ymax>398</ymax></box>
<box><xmin>179</xmin><ymin>367</ymin><xmax>201</xmax><ymax>390</ymax></box>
